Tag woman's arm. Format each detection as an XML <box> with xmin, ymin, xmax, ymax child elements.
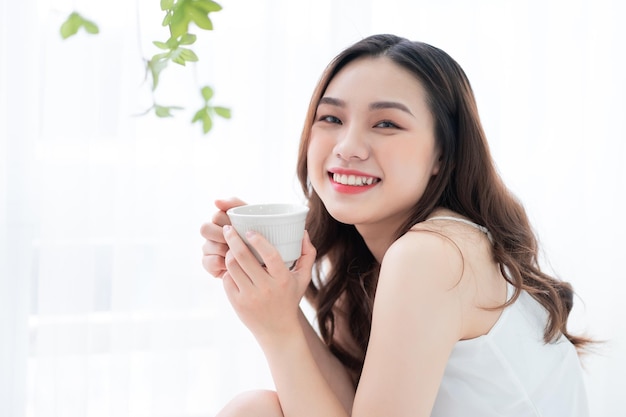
<box><xmin>298</xmin><ymin>307</ymin><xmax>356</xmax><ymax>413</ymax></box>
<box><xmin>221</xmin><ymin>226</ymin><xmax>352</xmax><ymax>416</ymax></box>
<box><xmin>259</xmin><ymin>320</ymin><xmax>351</xmax><ymax>417</ymax></box>
<box><xmin>222</xmin><ymin>223</ymin><xmax>463</xmax><ymax>417</ymax></box>
<box><xmin>263</xmin><ymin>231</ymin><xmax>464</xmax><ymax>417</ymax></box>
<box><xmin>201</xmin><ymin>199</ymin><xmax>354</xmax><ymax>413</ymax></box>
<box><xmin>352</xmin><ymin>231</ymin><xmax>464</xmax><ymax>416</ymax></box>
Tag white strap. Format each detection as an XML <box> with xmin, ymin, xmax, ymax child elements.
<box><xmin>426</xmin><ymin>216</ymin><xmax>494</xmax><ymax>244</ymax></box>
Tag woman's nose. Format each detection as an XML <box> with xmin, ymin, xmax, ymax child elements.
<box><xmin>333</xmin><ymin>125</ymin><xmax>370</xmax><ymax>161</ymax></box>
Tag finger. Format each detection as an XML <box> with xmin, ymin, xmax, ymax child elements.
<box><xmin>224</xmin><ymin>249</ymin><xmax>256</xmax><ymax>291</ymax></box>
<box><xmin>293</xmin><ymin>230</ymin><xmax>316</xmax><ymax>273</ymax></box>
<box><xmin>200</xmin><ymin>222</ymin><xmax>227</xmax><ymax>243</ymax></box>
<box><xmin>202</xmin><ymin>239</ymin><xmax>228</xmax><ymax>258</ymax></box>
<box><xmin>210</xmin><ymin>210</ymin><xmax>231</xmax><ymax>227</ymax></box>
<box><xmin>211</xmin><ymin>197</ymin><xmax>247</xmax><ymax>227</ymax></box>
<box><xmin>215</xmin><ymin>197</ymin><xmax>247</xmax><ymax>213</ymax></box>
<box><xmin>200</xmin><ymin>224</ymin><xmax>229</xmax><ymax>277</ymax></box>
<box><xmin>222</xmin><ymin>271</ymin><xmax>241</xmax><ymax>302</ymax></box>
<box><xmin>244</xmin><ymin>230</ymin><xmax>287</xmax><ymax>278</ymax></box>
<box><xmin>292</xmin><ymin>231</ymin><xmax>316</xmax><ymax>292</ymax></box>
<box><xmin>202</xmin><ymin>254</ymin><xmax>226</xmax><ymax>278</ymax></box>
<box><xmin>223</xmin><ymin>225</ymin><xmax>267</xmax><ymax>284</ymax></box>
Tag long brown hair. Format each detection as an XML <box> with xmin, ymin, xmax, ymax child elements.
<box><xmin>296</xmin><ymin>34</ymin><xmax>590</xmax><ymax>380</ymax></box>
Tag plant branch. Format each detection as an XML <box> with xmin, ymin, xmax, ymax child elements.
<box><xmin>59</xmin><ymin>0</ymin><xmax>230</xmax><ymax>135</ymax></box>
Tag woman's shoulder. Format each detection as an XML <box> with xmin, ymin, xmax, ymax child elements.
<box><xmin>381</xmin><ymin>224</ymin><xmax>465</xmax><ymax>291</ymax></box>
<box><xmin>381</xmin><ymin>208</ymin><xmax>506</xmax><ymax>318</ymax></box>
<box><xmin>384</xmin><ymin>209</ymin><xmax>478</xmax><ymax>268</ymax></box>
<box><xmin>411</xmin><ymin>209</ymin><xmax>488</xmax><ymax>237</ymax></box>
<box><xmin>388</xmin><ymin>209</ymin><xmax>508</xmax><ymax>339</ymax></box>
<box><xmin>404</xmin><ymin>209</ymin><xmax>494</xmax><ymax>262</ymax></box>
<box><xmin>371</xmin><ymin>220</ymin><xmax>467</xmax><ymax>362</ymax></box>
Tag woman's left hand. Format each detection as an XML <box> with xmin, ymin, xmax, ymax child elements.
<box><xmin>221</xmin><ymin>225</ymin><xmax>316</xmax><ymax>345</ymax></box>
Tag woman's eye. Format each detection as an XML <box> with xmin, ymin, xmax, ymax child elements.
<box><xmin>375</xmin><ymin>120</ymin><xmax>399</xmax><ymax>129</ymax></box>
<box><xmin>318</xmin><ymin>115</ymin><xmax>342</xmax><ymax>124</ymax></box>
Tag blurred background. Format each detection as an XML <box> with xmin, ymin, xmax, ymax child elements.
<box><xmin>1</xmin><ymin>0</ymin><xmax>624</xmax><ymax>416</ymax></box>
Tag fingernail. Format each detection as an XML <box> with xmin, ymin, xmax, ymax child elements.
<box><xmin>223</xmin><ymin>225</ymin><xmax>231</xmax><ymax>232</ymax></box>
<box><xmin>245</xmin><ymin>230</ymin><xmax>256</xmax><ymax>238</ymax></box>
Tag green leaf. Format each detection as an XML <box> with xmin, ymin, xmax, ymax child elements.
<box><xmin>172</xmin><ymin>54</ymin><xmax>186</xmax><ymax>65</ymax></box>
<box><xmin>201</xmin><ymin>86</ymin><xmax>214</xmax><ymax>101</ymax></box>
<box><xmin>169</xmin><ymin>5</ymin><xmax>191</xmax><ymax>38</ymax></box>
<box><xmin>83</xmin><ymin>21</ymin><xmax>99</xmax><ymax>34</ymax></box>
<box><xmin>168</xmin><ymin>47</ymin><xmax>186</xmax><ymax>65</ymax></box>
<box><xmin>152</xmin><ymin>40</ymin><xmax>169</xmax><ymax>50</ymax></box>
<box><xmin>179</xmin><ymin>48</ymin><xmax>198</xmax><ymax>62</ymax></box>
<box><xmin>170</xmin><ymin>16</ymin><xmax>190</xmax><ymax>39</ymax></box>
<box><xmin>202</xmin><ymin>116</ymin><xmax>213</xmax><ymax>135</ymax></box>
<box><xmin>192</xmin><ymin>108</ymin><xmax>207</xmax><ymax>123</ymax></box>
<box><xmin>147</xmin><ymin>54</ymin><xmax>169</xmax><ymax>90</ymax></box>
<box><xmin>187</xmin><ymin>4</ymin><xmax>214</xmax><ymax>30</ymax></box>
<box><xmin>155</xmin><ymin>105</ymin><xmax>174</xmax><ymax>117</ymax></box>
<box><xmin>194</xmin><ymin>0</ymin><xmax>223</xmax><ymax>13</ymax></box>
<box><xmin>165</xmin><ymin>0</ymin><xmax>218</xmax><ymax>37</ymax></box>
<box><xmin>191</xmin><ymin>106</ymin><xmax>213</xmax><ymax>133</ymax></box>
<box><xmin>213</xmin><ymin>106</ymin><xmax>231</xmax><ymax>119</ymax></box>
<box><xmin>152</xmin><ymin>52</ymin><xmax>170</xmax><ymax>61</ymax></box>
<box><xmin>179</xmin><ymin>33</ymin><xmax>197</xmax><ymax>45</ymax></box>
<box><xmin>60</xmin><ymin>13</ymin><xmax>81</xmax><ymax>39</ymax></box>
<box><xmin>160</xmin><ymin>0</ymin><xmax>175</xmax><ymax>11</ymax></box>
<box><xmin>60</xmin><ymin>12</ymin><xmax>99</xmax><ymax>39</ymax></box>
<box><xmin>154</xmin><ymin>105</ymin><xmax>183</xmax><ymax>118</ymax></box>
<box><xmin>165</xmin><ymin>36</ymin><xmax>179</xmax><ymax>49</ymax></box>
<box><xmin>165</xmin><ymin>37</ymin><xmax>179</xmax><ymax>49</ymax></box>
<box><xmin>162</xmin><ymin>12</ymin><xmax>172</xmax><ymax>26</ymax></box>
<box><xmin>202</xmin><ymin>113</ymin><xmax>213</xmax><ymax>133</ymax></box>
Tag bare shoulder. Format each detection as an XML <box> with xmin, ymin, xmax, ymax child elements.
<box><xmin>395</xmin><ymin>211</ymin><xmax>508</xmax><ymax>338</ymax></box>
<box><xmin>381</xmin><ymin>226</ymin><xmax>465</xmax><ymax>291</ymax></box>
<box><xmin>374</xmin><ymin>229</ymin><xmax>466</xmax><ymax>347</ymax></box>
<box><xmin>353</xmin><ymin>213</ymin><xmax>509</xmax><ymax>414</ymax></box>
<box><xmin>375</xmin><ymin>229</ymin><xmax>466</xmax><ymax>340</ymax></box>
<box><xmin>353</xmin><ymin>226</ymin><xmax>466</xmax><ymax>415</ymax></box>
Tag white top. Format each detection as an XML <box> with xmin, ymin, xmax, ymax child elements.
<box><xmin>426</xmin><ymin>217</ymin><xmax>590</xmax><ymax>416</ymax></box>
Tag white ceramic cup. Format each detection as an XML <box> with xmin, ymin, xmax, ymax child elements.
<box><xmin>226</xmin><ymin>203</ymin><xmax>309</xmax><ymax>267</ymax></box>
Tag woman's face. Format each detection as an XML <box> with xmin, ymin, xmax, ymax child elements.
<box><xmin>307</xmin><ymin>57</ymin><xmax>440</xmax><ymax>232</ymax></box>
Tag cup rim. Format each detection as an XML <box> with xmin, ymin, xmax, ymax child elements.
<box><xmin>227</xmin><ymin>203</ymin><xmax>309</xmax><ymax>218</ymax></box>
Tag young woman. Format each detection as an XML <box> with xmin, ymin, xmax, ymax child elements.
<box><xmin>200</xmin><ymin>34</ymin><xmax>591</xmax><ymax>417</ymax></box>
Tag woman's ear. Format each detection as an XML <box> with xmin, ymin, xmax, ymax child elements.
<box><xmin>431</xmin><ymin>153</ymin><xmax>442</xmax><ymax>176</ymax></box>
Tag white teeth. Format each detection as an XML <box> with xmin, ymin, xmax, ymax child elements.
<box><xmin>332</xmin><ymin>173</ymin><xmax>377</xmax><ymax>186</ymax></box>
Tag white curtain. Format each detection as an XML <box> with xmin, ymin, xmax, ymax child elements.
<box><xmin>1</xmin><ymin>0</ymin><xmax>624</xmax><ymax>416</ymax></box>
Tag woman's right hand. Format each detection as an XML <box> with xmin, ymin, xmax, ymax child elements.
<box><xmin>200</xmin><ymin>197</ymin><xmax>247</xmax><ymax>279</ymax></box>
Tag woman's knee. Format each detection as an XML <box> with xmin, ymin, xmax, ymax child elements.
<box><xmin>216</xmin><ymin>389</ymin><xmax>283</xmax><ymax>417</ymax></box>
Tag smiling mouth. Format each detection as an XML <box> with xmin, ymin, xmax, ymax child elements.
<box><xmin>330</xmin><ymin>172</ymin><xmax>381</xmax><ymax>186</ymax></box>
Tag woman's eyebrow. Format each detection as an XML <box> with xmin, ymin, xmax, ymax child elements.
<box><xmin>319</xmin><ymin>97</ymin><xmax>414</xmax><ymax>117</ymax></box>
<box><xmin>369</xmin><ymin>101</ymin><xmax>414</xmax><ymax>116</ymax></box>
<box><xmin>318</xmin><ymin>96</ymin><xmax>345</xmax><ymax>107</ymax></box>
